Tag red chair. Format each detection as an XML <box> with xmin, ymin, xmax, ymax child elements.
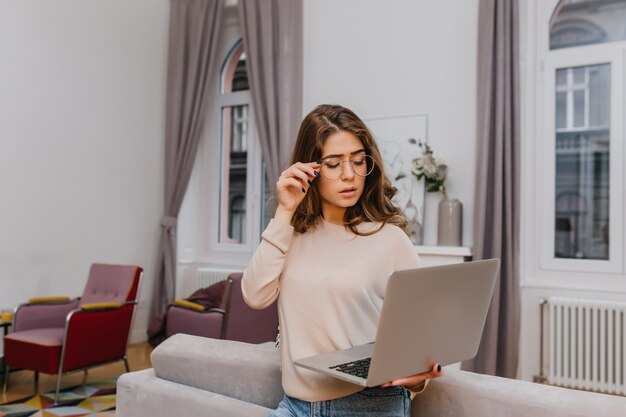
<box><xmin>166</xmin><ymin>273</ymin><xmax>278</xmax><ymax>344</ymax></box>
<box><xmin>2</xmin><ymin>263</ymin><xmax>143</xmax><ymax>402</ymax></box>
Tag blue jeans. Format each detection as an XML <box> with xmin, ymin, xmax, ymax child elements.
<box><xmin>267</xmin><ymin>386</ymin><xmax>410</xmax><ymax>417</ymax></box>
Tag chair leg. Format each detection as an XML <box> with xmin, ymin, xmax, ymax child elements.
<box><xmin>2</xmin><ymin>366</ymin><xmax>9</xmax><ymax>393</ymax></box>
<box><xmin>34</xmin><ymin>371</ymin><xmax>39</xmax><ymax>395</ymax></box>
<box><xmin>82</xmin><ymin>369</ymin><xmax>88</xmax><ymax>384</ymax></box>
<box><xmin>54</xmin><ymin>372</ymin><xmax>62</xmax><ymax>404</ymax></box>
<box><xmin>123</xmin><ymin>356</ymin><xmax>130</xmax><ymax>373</ymax></box>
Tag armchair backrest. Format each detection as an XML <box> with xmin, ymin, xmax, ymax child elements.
<box><xmin>62</xmin><ymin>264</ymin><xmax>143</xmax><ymax>372</ymax></box>
<box><xmin>80</xmin><ymin>263</ymin><xmax>142</xmax><ymax>306</ymax></box>
<box><xmin>221</xmin><ymin>273</ymin><xmax>278</xmax><ymax>344</ymax></box>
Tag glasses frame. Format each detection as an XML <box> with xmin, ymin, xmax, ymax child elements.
<box><xmin>316</xmin><ymin>154</ymin><xmax>375</xmax><ymax>180</ymax></box>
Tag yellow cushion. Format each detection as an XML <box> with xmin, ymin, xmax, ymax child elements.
<box><xmin>174</xmin><ymin>299</ymin><xmax>205</xmax><ymax>311</ymax></box>
<box><xmin>28</xmin><ymin>296</ymin><xmax>71</xmax><ymax>304</ymax></box>
<box><xmin>80</xmin><ymin>302</ymin><xmax>121</xmax><ymax>311</ymax></box>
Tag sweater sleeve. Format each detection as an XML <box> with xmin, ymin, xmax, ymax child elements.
<box><xmin>241</xmin><ymin>219</ymin><xmax>294</xmax><ymax>309</ymax></box>
<box><xmin>393</xmin><ymin>230</ymin><xmax>421</xmax><ymax>271</ymax></box>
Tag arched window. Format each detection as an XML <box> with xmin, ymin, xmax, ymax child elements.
<box><xmin>536</xmin><ymin>0</ymin><xmax>626</xmax><ymax>273</ymax></box>
<box><xmin>216</xmin><ymin>40</ymin><xmax>255</xmax><ymax>245</ymax></box>
<box><xmin>176</xmin><ymin>13</ymin><xmax>270</xmax><ymax>279</ymax></box>
<box><xmin>550</xmin><ymin>0</ymin><xmax>626</xmax><ymax>49</ymax></box>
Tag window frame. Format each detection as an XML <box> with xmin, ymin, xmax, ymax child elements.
<box><xmin>522</xmin><ymin>0</ymin><xmax>626</xmax><ymax>287</ymax></box>
<box><xmin>208</xmin><ymin>39</ymin><xmax>264</xmax><ymax>256</ymax></box>
<box><xmin>539</xmin><ymin>46</ymin><xmax>624</xmax><ymax>273</ymax></box>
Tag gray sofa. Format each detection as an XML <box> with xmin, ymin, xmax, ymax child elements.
<box><xmin>117</xmin><ymin>334</ymin><xmax>626</xmax><ymax>417</ymax></box>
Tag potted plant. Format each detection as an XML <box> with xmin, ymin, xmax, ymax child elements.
<box><xmin>411</xmin><ymin>140</ymin><xmax>462</xmax><ymax>246</ymax></box>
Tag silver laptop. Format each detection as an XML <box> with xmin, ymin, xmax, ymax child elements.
<box><xmin>294</xmin><ymin>259</ymin><xmax>500</xmax><ymax>387</ymax></box>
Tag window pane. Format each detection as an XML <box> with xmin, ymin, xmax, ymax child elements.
<box><xmin>219</xmin><ymin>105</ymin><xmax>249</xmax><ymax>244</ymax></box>
<box><xmin>554</xmin><ymin>63</ymin><xmax>610</xmax><ymax>260</ymax></box>
<box><xmin>556</xmin><ymin>68</ymin><xmax>567</xmax><ymax>86</ymax></box>
<box><xmin>261</xmin><ymin>170</ymin><xmax>274</xmax><ymax>239</ymax></box>
<box><xmin>550</xmin><ymin>0</ymin><xmax>626</xmax><ymax>50</ymax></box>
<box><xmin>573</xmin><ymin>67</ymin><xmax>585</xmax><ymax>84</ymax></box>
<box><xmin>589</xmin><ymin>64</ymin><xmax>610</xmax><ymax>128</ymax></box>
<box><xmin>231</xmin><ymin>105</ymin><xmax>248</xmax><ymax>152</ymax></box>
<box><xmin>573</xmin><ymin>90</ymin><xmax>585</xmax><ymax>128</ymax></box>
<box><xmin>229</xmin><ymin>196</ymin><xmax>246</xmax><ymax>242</ymax></box>
<box><xmin>231</xmin><ymin>52</ymin><xmax>249</xmax><ymax>92</ymax></box>
<box><xmin>556</xmin><ymin>92</ymin><xmax>567</xmax><ymax>129</ymax></box>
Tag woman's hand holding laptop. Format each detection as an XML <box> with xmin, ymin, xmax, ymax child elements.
<box><xmin>379</xmin><ymin>363</ymin><xmax>443</xmax><ymax>391</ymax></box>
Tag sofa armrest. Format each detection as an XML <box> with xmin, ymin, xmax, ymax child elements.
<box><xmin>151</xmin><ymin>333</ymin><xmax>283</xmax><ymax>409</ymax></box>
<box><xmin>411</xmin><ymin>369</ymin><xmax>626</xmax><ymax>417</ymax></box>
<box><xmin>117</xmin><ymin>369</ymin><xmax>272</xmax><ymax>417</ymax></box>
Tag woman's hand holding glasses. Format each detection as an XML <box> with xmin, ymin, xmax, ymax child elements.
<box><xmin>274</xmin><ymin>162</ymin><xmax>320</xmax><ymax>224</ymax></box>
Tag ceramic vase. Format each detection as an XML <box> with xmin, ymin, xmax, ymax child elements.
<box><xmin>437</xmin><ymin>198</ymin><xmax>462</xmax><ymax>246</ymax></box>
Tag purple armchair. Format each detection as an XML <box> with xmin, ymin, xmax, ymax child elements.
<box><xmin>3</xmin><ymin>263</ymin><xmax>143</xmax><ymax>402</ymax></box>
<box><xmin>166</xmin><ymin>273</ymin><xmax>278</xmax><ymax>344</ymax></box>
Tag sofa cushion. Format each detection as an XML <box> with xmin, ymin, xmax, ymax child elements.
<box><xmin>151</xmin><ymin>334</ymin><xmax>283</xmax><ymax>409</ymax></box>
<box><xmin>4</xmin><ymin>328</ymin><xmax>64</xmax><ymax>373</ymax></box>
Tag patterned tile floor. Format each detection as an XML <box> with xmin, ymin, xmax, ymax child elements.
<box><xmin>0</xmin><ymin>379</ymin><xmax>116</xmax><ymax>417</ymax></box>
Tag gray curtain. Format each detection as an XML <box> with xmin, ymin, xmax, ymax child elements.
<box><xmin>152</xmin><ymin>0</ymin><xmax>223</xmax><ymax>316</ymax></box>
<box><xmin>238</xmin><ymin>0</ymin><xmax>303</xmax><ymax>193</ymax></box>
<box><xmin>462</xmin><ymin>0</ymin><xmax>520</xmax><ymax>378</ymax></box>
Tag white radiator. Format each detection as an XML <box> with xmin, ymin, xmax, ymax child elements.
<box><xmin>539</xmin><ymin>297</ymin><xmax>626</xmax><ymax>395</ymax></box>
<box><xmin>196</xmin><ymin>268</ymin><xmax>240</xmax><ymax>289</ymax></box>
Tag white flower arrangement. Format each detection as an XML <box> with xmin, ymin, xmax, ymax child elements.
<box><xmin>410</xmin><ymin>139</ymin><xmax>448</xmax><ymax>199</ymax></box>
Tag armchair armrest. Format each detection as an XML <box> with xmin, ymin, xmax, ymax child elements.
<box><xmin>173</xmin><ymin>299</ymin><xmax>205</xmax><ymax>311</ymax></box>
<box><xmin>13</xmin><ymin>298</ymin><xmax>80</xmax><ymax>332</ymax></box>
<box><xmin>80</xmin><ymin>302</ymin><xmax>122</xmax><ymax>311</ymax></box>
<box><xmin>151</xmin><ymin>334</ymin><xmax>283</xmax><ymax>410</ymax></box>
<box><xmin>28</xmin><ymin>296</ymin><xmax>71</xmax><ymax>304</ymax></box>
<box><xmin>165</xmin><ymin>304</ymin><xmax>225</xmax><ymax>339</ymax></box>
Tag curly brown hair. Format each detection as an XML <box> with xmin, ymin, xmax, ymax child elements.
<box><xmin>289</xmin><ymin>104</ymin><xmax>408</xmax><ymax>236</ymax></box>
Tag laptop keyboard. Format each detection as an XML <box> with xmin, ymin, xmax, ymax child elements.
<box><xmin>329</xmin><ymin>357</ymin><xmax>371</xmax><ymax>379</ymax></box>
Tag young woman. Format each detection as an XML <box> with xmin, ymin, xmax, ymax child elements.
<box><xmin>242</xmin><ymin>104</ymin><xmax>442</xmax><ymax>417</ymax></box>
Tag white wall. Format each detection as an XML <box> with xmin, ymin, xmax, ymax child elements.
<box><xmin>0</xmin><ymin>0</ymin><xmax>169</xmax><ymax>346</ymax></box>
<box><xmin>303</xmin><ymin>0</ymin><xmax>478</xmax><ymax>246</ymax></box>
<box><xmin>0</xmin><ymin>0</ymin><xmax>481</xmax><ymax>353</ymax></box>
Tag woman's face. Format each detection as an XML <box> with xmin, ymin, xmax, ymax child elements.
<box><xmin>317</xmin><ymin>130</ymin><xmax>367</xmax><ymax>223</ymax></box>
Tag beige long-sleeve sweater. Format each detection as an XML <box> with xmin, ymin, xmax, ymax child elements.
<box><xmin>242</xmin><ymin>218</ymin><xmax>420</xmax><ymax>402</ymax></box>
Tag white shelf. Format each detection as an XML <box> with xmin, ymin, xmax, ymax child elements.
<box><xmin>415</xmin><ymin>245</ymin><xmax>472</xmax><ymax>267</ymax></box>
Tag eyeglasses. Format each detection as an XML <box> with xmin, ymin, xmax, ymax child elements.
<box><xmin>317</xmin><ymin>154</ymin><xmax>375</xmax><ymax>180</ymax></box>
